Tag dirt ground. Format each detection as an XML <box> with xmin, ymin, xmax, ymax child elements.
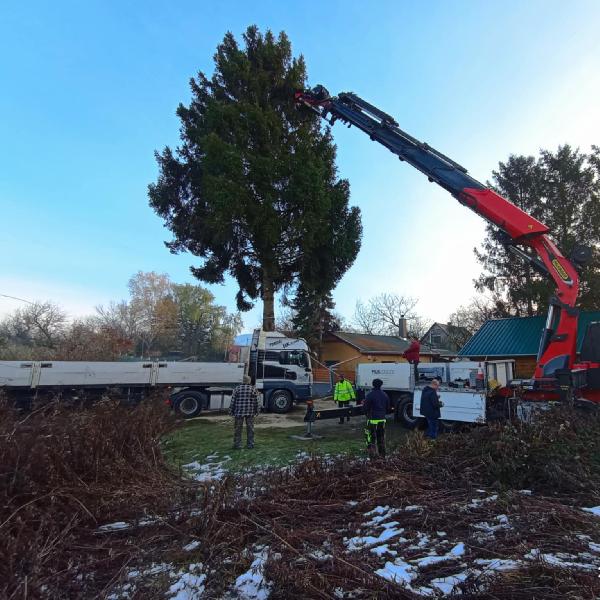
<box><xmin>193</xmin><ymin>397</ymin><xmax>338</xmax><ymax>429</ymax></box>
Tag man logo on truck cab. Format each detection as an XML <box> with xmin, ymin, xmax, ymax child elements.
<box><xmin>552</xmin><ymin>259</ymin><xmax>570</xmax><ymax>282</ymax></box>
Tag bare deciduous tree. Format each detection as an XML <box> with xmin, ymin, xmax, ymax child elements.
<box><xmin>447</xmin><ymin>296</ymin><xmax>498</xmax><ymax>347</ymax></box>
<box><xmin>0</xmin><ymin>301</ymin><xmax>67</xmax><ymax>350</ymax></box>
<box><xmin>353</xmin><ymin>294</ymin><xmax>428</xmax><ymax>338</ymax></box>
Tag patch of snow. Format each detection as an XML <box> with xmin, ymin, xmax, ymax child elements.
<box><xmin>414</xmin><ymin>586</ymin><xmax>436</xmax><ymax>597</ymax></box>
<box><xmin>364</xmin><ymin>505</ymin><xmax>391</xmax><ymax>516</ymax></box>
<box><xmin>169</xmin><ymin>567</ymin><xmax>206</xmax><ymax>600</ymax></box>
<box><xmin>347</xmin><ymin>500</ymin><xmax>358</xmax><ymax>507</ymax></box>
<box><xmin>183</xmin><ymin>540</ymin><xmax>201</xmax><ymax>552</ymax></box>
<box><xmin>471</xmin><ymin>514</ymin><xmax>512</xmax><ymax>540</ymax></box>
<box><xmin>437</xmin><ymin>531</ymin><xmax>447</xmax><ymax>537</ymax></box>
<box><xmin>371</xmin><ymin>544</ymin><xmax>398</xmax><ymax>557</ymax></box>
<box><xmin>411</xmin><ymin>542</ymin><xmax>465</xmax><ymax>568</ymax></box>
<box><xmin>144</xmin><ymin>563</ymin><xmax>173</xmax><ymax>576</ymax></box>
<box><xmin>408</xmin><ymin>532</ymin><xmax>431</xmax><ymax>550</ymax></box>
<box><xmin>413</xmin><ymin>554</ymin><xmax>453</xmax><ymax>567</ymax></box>
<box><xmin>468</xmin><ymin>494</ymin><xmax>498</xmax><ymax>508</ymax></box>
<box><xmin>346</xmin><ymin>527</ymin><xmax>406</xmax><ymax>551</ymax></box>
<box><xmin>475</xmin><ymin>558</ymin><xmax>521</xmax><ymax>572</ymax></box>
<box><xmin>375</xmin><ymin>558</ymin><xmax>416</xmax><ymax>585</ymax></box>
<box><xmin>307</xmin><ymin>549</ymin><xmax>332</xmax><ymax>562</ymax></box>
<box><xmin>450</xmin><ymin>542</ymin><xmax>465</xmax><ymax>556</ymax></box>
<box><xmin>404</xmin><ymin>505</ymin><xmax>422</xmax><ymax>512</ymax></box>
<box><xmin>183</xmin><ymin>459</ymin><xmax>228</xmax><ymax>482</ymax></box>
<box><xmin>429</xmin><ymin>570</ymin><xmax>475</xmax><ymax>595</ymax></box>
<box><xmin>582</xmin><ymin>506</ymin><xmax>600</xmax><ymax>516</ymax></box>
<box><xmin>589</xmin><ymin>542</ymin><xmax>600</xmax><ymax>553</ymax></box>
<box><xmin>232</xmin><ymin>547</ymin><xmax>271</xmax><ymax>599</ymax></box>
<box><xmin>98</xmin><ymin>521</ymin><xmax>130</xmax><ymax>532</ymax></box>
<box><xmin>524</xmin><ymin>548</ymin><xmax>596</xmax><ymax>571</ymax></box>
<box><xmin>519</xmin><ymin>489</ymin><xmax>533</xmax><ymax>495</ymax></box>
<box><xmin>333</xmin><ymin>588</ymin><xmax>363</xmax><ymax>599</ymax></box>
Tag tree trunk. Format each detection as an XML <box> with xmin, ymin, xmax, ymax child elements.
<box><xmin>262</xmin><ymin>272</ymin><xmax>275</xmax><ymax>332</ymax></box>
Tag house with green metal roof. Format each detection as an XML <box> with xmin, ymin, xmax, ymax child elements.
<box><xmin>458</xmin><ymin>311</ymin><xmax>600</xmax><ymax>378</ymax></box>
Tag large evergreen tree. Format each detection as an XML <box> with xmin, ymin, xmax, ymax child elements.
<box><xmin>149</xmin><ymin>26</ymin><xmax>362</xmax><ymax>331</ymax></box>
<box><xmin>475</xmin><ymin>145</ymin><xmax>600</xmax><ymax>315</ymax></box>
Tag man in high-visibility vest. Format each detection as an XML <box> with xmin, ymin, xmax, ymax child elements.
<box><xmin>334</xmin><ymin>374</ymin><xmax>356</xmax><ymax>424</ymax></box>
<box><xmin>363</xmin><ymin>378</ymin><xmax>391</xmax><ymax>458</ymax></box>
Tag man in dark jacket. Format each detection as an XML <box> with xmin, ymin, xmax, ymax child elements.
<box><xmin>230</xmin><ymin>375</ymin><xmax>259</xmax><ymax>449</ymax></box>
<box><xmin>420</xmin><ymin>378</ymin><xmax>442</xmax><ymax>439</ymax></box>
<box><xmin>363</xmin><ymin>378</ymin><xmax>391</xmax><ymax>458</ymax></box>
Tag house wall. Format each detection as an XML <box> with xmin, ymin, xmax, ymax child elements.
<box><xmin>318</xmin><ymin>340</ymin><xmax>431</xmax><ymax>382</ymax></box>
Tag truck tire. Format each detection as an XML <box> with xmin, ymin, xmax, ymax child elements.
<box><xmin>397</xmin><ymin>395</ymin><xmax>424</xmax><ymax>430</ymax></box>
<box><xmin>439</xmin><ymin>419</ymin><xmax>459</xmax><ymax>433</ymax></box>
<box><xmin>173</xmin><ymin>391</ymin><xmax>205</xmax><ymax>418</ymax></box>
<box><xmin>269</xmin><ymin>390</ymin><xmax>293</xmax><ymax>414</ymax></box>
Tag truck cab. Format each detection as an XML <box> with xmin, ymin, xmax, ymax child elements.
<box><xmin>248</xmin><ymin>329</ymin><xmax>313</xmax><ymax>413</ymax></box>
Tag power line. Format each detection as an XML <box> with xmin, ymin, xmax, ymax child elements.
<box><xmin>0</xmin><ymin>293</ymin><xmax>35</xmax><ymax>305</ymax></box>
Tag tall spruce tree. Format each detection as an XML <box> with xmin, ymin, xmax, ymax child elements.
<box><xmin>149</xmin><ymin>26</ymin><xmax>361</xmax><ymax>331</ymax></box>
<box><xmin>475</xmin><ymin>145</ymin><xmax>600</xmax><ymax>314</ymax></box>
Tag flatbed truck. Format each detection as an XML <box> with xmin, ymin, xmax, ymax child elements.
<box><xmin>0</xmin><ymin>329</ymin><xmax>313</xmax><ymax>417</ymax></box>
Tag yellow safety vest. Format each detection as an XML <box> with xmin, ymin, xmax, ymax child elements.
<box><xmin>334</xmin><ymin>380</ymin><xmax>355</xmax><ymax>402</ymax></box>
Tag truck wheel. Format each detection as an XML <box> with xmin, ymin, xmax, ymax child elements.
<box><xmin>439</xmin><ymin>419</ymin><xmax>459</xmax><ymax>433</ymax></box>
<box><xmin>173</xmin><ymin>391</ymin><xmax>205</xmax><ymax>418</ymax></box>
<box><xmin>397</xmin><ymin>396</ymin><xmax>423</xmax><ymax>430</ymax></box>
<box><xmin>269</xmin><ymin>390</ymin><xmax>293</xmax><ymax>414</ymax></box>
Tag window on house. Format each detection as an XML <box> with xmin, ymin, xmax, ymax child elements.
<box><xmin>431</xmin><ymin>335</ymin><xmax>442</xmax><ymax>346</ymax></box>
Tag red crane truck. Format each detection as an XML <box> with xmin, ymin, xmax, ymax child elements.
<box><xmin>296</xmin><ymin>86</ymin><xmax>600</xmax><ymax>409</ymax></box>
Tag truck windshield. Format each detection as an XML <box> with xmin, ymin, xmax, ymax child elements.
<box><xmin>279</xmin><ymin>350</ymin><xmax>308</xmax><ymax>367</ymax></box>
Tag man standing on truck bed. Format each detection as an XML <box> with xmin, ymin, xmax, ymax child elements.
<box><xmin>230</xmin><ymin>375</ymin><xmax>259</xmax><ymax>450</ymax></box>
<box><xmin>363</xmin><ymin>378</ymin><xmax>391</xmax><ymax>458</ymax></box>
<box><xmin>403</xmin><ymin>336</ymin><xmax>421</xmax><ymax>382</ymax></box>
<box><xmin>334</xmin><ymin>374</ymin><xmax>356</xmax><ymax>424</ymax></box>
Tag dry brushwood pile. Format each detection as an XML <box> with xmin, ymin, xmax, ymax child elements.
<box><xmin>2</xmin><ymin>400</ymin><xmax>600</xmax><ymax>599</ymax></box>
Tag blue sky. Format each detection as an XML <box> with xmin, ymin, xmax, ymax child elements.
<box><xmin>1</xmin><ymin>0</ymin><xmax>599</xmax><ymax>330</ymax></box>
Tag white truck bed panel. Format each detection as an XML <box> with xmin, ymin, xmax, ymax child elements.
<box><xmin>356</xmin><ymin>362</ymin><xmax>411</xmax><ymax>390</ymax></box>
<box><xmin>0</xmin><ymin>362</ymin><xmax>35</xmax><ymax>387</ymax></box>
<box><xmin>413</xmin><ymin>389</ymin><xmax>487</xmax><ymax>423</ymax></box>
<box><xmin>0</xmin><ymin>360</ymin><xmax>246</xmax><ymax>389</ymax></box>
<box><xmin>38</xmin><ymin>362</ymin><xmax>154</xmax><ymax>387</ymax></box>
<box><xmin>156</xmin><ymin>362</ymin><xmax>245</xmax><ymax>386</ymax></box>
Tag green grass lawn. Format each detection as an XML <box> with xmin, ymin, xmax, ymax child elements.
<box><xmin>163</xmin><ymin>416</ymin><xmax>411</xmax><ymax>472</ymax></box>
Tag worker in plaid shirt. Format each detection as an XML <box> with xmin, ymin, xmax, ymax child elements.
<box><xmin>230</xmin><ymin>375</ymin><xmax>260</xmax><ymax>449</ymax></box>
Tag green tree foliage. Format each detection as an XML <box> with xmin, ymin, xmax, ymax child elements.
<box><xmin>173</xmin><ymin>283</ymin><xmax>242</xmax><ymax>360</ymax></box>
<box><xmin>148</xmin><ymin>26</ymin><xmax>362</xmax><ymax>331</ymax></box>
<box><xmin>475</xmin><ymin>145</ymin><xmax>600</xmax><ymax>315</ymax></box>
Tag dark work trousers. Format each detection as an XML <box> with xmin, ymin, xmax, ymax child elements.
<box><xmin>410</xmin><ymin>360</ymin><xmax>420</xmax><ymax>383</ymax></box>
<box><xmin>234</xmin><ymin>416</ymin><xmax>255</xmax><ymax>448</ymax></box>
<box><xmin>365</xmin><ymin>420</ymin><xmax>386</xmax><ymax>457</ymax></box>
<box><xmin>337</xmin><ymin>400</ymin><xmax>351</xmax><ymax>424</ymax></box>
<box><xmin>426</xmin><ymin>417</ymin><xmax>439</xmax><ymax>440</ymax></box>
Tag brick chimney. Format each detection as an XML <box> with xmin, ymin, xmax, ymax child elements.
<box><xmin>398</xmin><ymin>315</ymin><xmax>408</xmax><ymax>339</ymax></box>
